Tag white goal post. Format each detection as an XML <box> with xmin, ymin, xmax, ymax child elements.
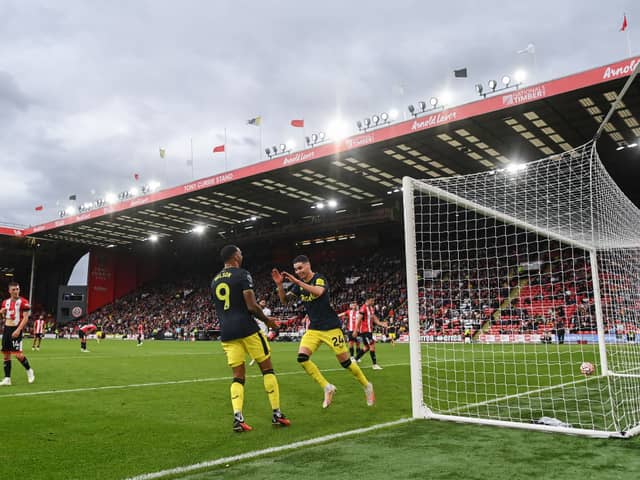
<box><xmin>403</xmin><ymin>140</ymin><xmax>640</xmax><ymax>438</ymax></box>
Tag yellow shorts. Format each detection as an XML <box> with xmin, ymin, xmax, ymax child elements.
<box><xmin>389</xmin><ymin>333</ymin><xmax>396</xmax><ymax>340</ymax></box>
<box><xmin>300</xmin><ymin>328</ymin><xmax>348</xmax><ymax>355</ymax></box>
<box><xmin>221</xmin><ymin>331</ymin><xmax>271</xmax><ymax>367</ymax></box>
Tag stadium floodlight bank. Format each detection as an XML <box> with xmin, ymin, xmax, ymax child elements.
<box><xmin>403</xmin><ymin>140</ymin><xmax>640</xmax><ymax>438</ymax></box>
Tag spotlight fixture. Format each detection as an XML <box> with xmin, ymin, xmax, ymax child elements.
<box><xmin>417</xmin><ymin>101</ymin><xmax>427</xmax><ymax>112</ymax></box>
<box><xmin>371</xmin><ymin>114</ymin><xmax>380</xmax><ymax>125</ymax></box>
<box><xmin>429</xmin><ymin>97</ymin><xmax>438</xmax><ymax>107</ymax></box>
<box><xmin>380</xmin><ymin>112</ymin><xmax>389</xmax><ymax>122</ymax></box>
<box><xmin>265</xmin><ymin>147</ymin><xmax>272</xmax><ymax>156</ymax></box>
<box><xmin>279</xmin><ymin>143</ymin><xmax>286</xmax><ymax>153</ymax></box>
<box><xmin>356</xmin><ymin>120</ymin><xmax>363</xmax><ymax>130</ymax></box>
<box><xmin>318</xmin><ymin>132</ymin><xmax>325</xmax><ymax>141</ymax></box>
<box><xmin>306</xmin><ymin>131</ymin><xmax>326</xmax><ymax>147</ymax></box>
<box><xmin>408</xmin><ymin>104</ymin><xmax>415</xmax><ymax>115</ymax></box>
<box><xmin>476</xmin><ymin>72</ymin><xmax>525</xmax><ymax>98</ymax></box>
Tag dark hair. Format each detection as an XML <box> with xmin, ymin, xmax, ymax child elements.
<box><xmin>8</xmin><ymin>281</ymin><xmax>19</xmax><ymax>288</ymax></box>
<box><xmin>292</xmin><ymin>255</ymin><xmax>310</xmax><ymax>265</ymax></box>
<box><xmin>220</xmin><ymin>245</ymin><xmax>239</xmax><ymax>262</ymax></box>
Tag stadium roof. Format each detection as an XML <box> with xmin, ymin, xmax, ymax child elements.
<box><xmin>4</xmin><ymin>56</ymin><xmax>640</xmax><ymax>249</ymax></box>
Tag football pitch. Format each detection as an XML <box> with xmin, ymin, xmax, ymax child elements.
<box><xmin>2</xmin><ymin>340</ymin><xmax>639</xmax><ymax>479</ymax></box>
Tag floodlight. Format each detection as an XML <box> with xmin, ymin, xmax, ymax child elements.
<box><xmin>475</xmin><ymin>83</ymin><xmax>484</xmax><ymax>95</ymax></box>
<box><xmin>148</xmin><ymin>234</ymin><xmax>159</xmax><ymax>242</ymax></box>
<box><xmin>388</xmin><ymin>109</ymin><xmax>399</xmax><ymax>120</ymax></box>
<box><xmin>372</xmin><ymin>115</ymin><xmax>380</xmax><ymax>125</ymax></box>
<box><xmin>418</xmin><ymin>101</ymin><xmax>427</xmax><ymax>111</ymax></box>
<box><xmin>316</xmin><ymin>202</ymin><xmax>325</xmax><ymax>209</ymax></box>
<box><xmin>356</xmin><ymin>120</ymin><xmax>363</xmax><ymax>130</ymax></box>
<box><xmin>363</xmin><ymin>118</ymin><xmax>371</xmax><ymax>127</ymax></box>
<box><xmin>265</xmin><ymin>147</ymin><xmax>272</xmax><ymax>155</ymax></box>
<box><xmin>311</xmin><ymin>133</ymin><xmax>318</xmax><ymax>142</ymax></box>
<box><xmin>105</xmin><ymin>192</ymin><xmax>117</xmax><ymax>204</ymax></box>
<box><xmin>502</xmin><ymin>75</ymin><xmax>511</xmax><ymax>86</ymax></box>
<box><xmin>305</xmin><ymin>136</ymin><xmax>311</xmax><ymax>146</ymax></box>
<box><xmin>318</xmin><ymin>132</ymin><xmax>326</xmax><ymax>140</ymax></box>
<box><xmin>380</xmin><ymin>112</ymin><xmax>389</xmax><ymax>122</ymax></box>
<box><xmin>429</xmin><ymin>97</ymin><xmax>438</xmax><ymax>107</ymax></box>
<box><xmin>488</xmin><ymin>79</ymin><xmax>497</xmax><ymax>91</ymax></box>
<box><xmin>514</xmin><ymin>69</ymin><xmax>526</xmax><ymax>83</ymax></box>
<box><xmin>271</xmin><ymin>145</ymin><xmax>278</xmax><ymax>154</ymax></box>
<box><xmin>327</xmin><ymin>199</ymin><xmax>338</xmax><ymax>208</ymax></box>
<box><xmin>279</xmin><ymin>143</ymin><xmax>286</xmax><ymax>152</ymax></box>
<box><xmin>192</xmin><ymin>225</ymin><xmax>206</xmax><ymax>234</ymax></box>
<box><xmin>408</xmin><ymin>104</ymin><xmax>415</xmax><ymax>114</ymax></box>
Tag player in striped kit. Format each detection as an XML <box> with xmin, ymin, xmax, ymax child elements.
<box><xmin>32</xmin><ymin>314</ymin><xmax>46</xmax><ymax>351</ymax></box>
<box><xmin>79</xmin><ymin>323</ymin><xmax>97</xmax><ymax>352</ymax></box>
<box><xmin>338</xmin><ymin>302</ymin><xmax>363</xmax><ymax>359</ymax></box>
<box><xmin>0</xmin><ymin>282</ymin><xmax>35</xmax><ymax>386</ymax></box>
<box><xmin>354</xmin><ymin>297</ymin><xmax>388</xmax><ymax>370</ymax></box>
<box><xmin>137</xmin><ymin>322</ymin><xmax>144</xmax><ymax>346</ymax></box>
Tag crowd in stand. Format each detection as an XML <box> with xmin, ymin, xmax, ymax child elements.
<box><xmin>32</xmin><ymin>244</ymin><xmax>640</xmax><ymax>342</ymax></box>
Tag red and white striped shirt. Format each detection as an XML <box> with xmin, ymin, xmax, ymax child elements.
<box><xmin>34</xmin><ymin>318</ymin><xmax>45</xmax><ymax>334</ymax></box>
<box><xmin>2</xmin><ymin>297</ymin><xmax>31</xmax><ymax>327</ymax></box>
<box><xmin>343</xmin><ymin>309</ymin><xmax>359</xmax><ymax>331</ymax></box>
<box><xmin>80</xmin><ymin>324</ymin><xmax>97</xmax><ymax>334</ymax></box>
<box><xmin>358</xmin><ymin>304</ymin><xmax>375</xmax><ymax>333</ymax></box>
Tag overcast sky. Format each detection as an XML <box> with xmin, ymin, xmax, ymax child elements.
<box><xmin>0</xmin><ymin>0</ymin><xmax>637</xmax><ymax>227</ymax></box>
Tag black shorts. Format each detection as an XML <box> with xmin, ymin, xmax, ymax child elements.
<box><xmin>2</xmin><ymin>326</ymin><xmax>23</xmax><ymax>352</ymax></box>
<box><xmin>79</xmin><ymin>330</ymin><xmax>86</xmax><ymax>340</ymax></box>
<box><xmin>360</xmin><ymin>332</ymin><xmax>375</xmax><ymax>346</ymax></box>
<box><xmin>35</xmin><ymin>333</ymin><xmax>44</xmax><ymax>339</ymax></box>
<box><xmin>346</xmin><ymin>331</ymin><xmax>359</xmax><ymax>341</ymax></box>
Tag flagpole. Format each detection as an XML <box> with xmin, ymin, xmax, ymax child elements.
<box><xmin>190</xmin><ymin>137</ymin><xmax>195</xmax><ymax>180</ymax></box>
<box><xmin>259</xmin><ymin>124</ymin><xmax>262</xmax><ymax>163</ymax></box>
<box><xmin>224</xmin><ymin>128</ymin><xmax>228</xmax><ymax>171</ymax></box>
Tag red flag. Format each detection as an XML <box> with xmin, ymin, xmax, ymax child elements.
<box><xmin>212</xmin><ymin>144</ymin><xmax>225</xmax><ymax>153</ymax></box>
<box><xmin>290</xmin><ymin>119</ymin><xmax>304</xmax><ymax>128</ymax></box>
<box><xmin>34</xmin><ymin>205</ymin><xmax>44</xmax><ymax>211</ymax></box>
<box><xmin>133</xmin><ymin>173</ymin><xmax>140</xmax><ymax>181</ymax></box>
<box><xmin>621</xmin><ymin>14</ymin><xmax>628</xmax><ymax>32</ymax></box>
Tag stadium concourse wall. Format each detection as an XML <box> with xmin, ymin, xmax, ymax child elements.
<box><xmin>86</xmin><ymin>248</ymin><xmax>159</xmax><ymax>313</ymax></box>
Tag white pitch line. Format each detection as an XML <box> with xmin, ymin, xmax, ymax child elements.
<box><xmin>0</xmin><ymin>362</ymin><xmax>410</xmax><ymax>399</ymax></box>
<box><xmin>124</xmin><ymin>418</ymin><xmax>413</xmax><ymax>480</ymax></box>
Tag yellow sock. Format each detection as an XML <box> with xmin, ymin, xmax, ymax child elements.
<box><xmin>263</xmin><ymin>373</ymin><xmax>280</xmax><ymax>410</ymax></box>
<box><xmin>230</xmin><ymin>380</ymin><xmax>244</xmax><ymax>414</ymax></box>
<box><xmin>301</xmin><ymin>360</ymin><xmax>329</xmax><ymax>389</ymax></box>
<box><xmin>347</xmin><ymin>361</ymin><xmax>369</xmax><ymax>387</ymax></box>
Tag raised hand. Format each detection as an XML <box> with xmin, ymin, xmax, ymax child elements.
<box><xmin>271</xmin><ymin>268</ymin><xmax>283</xmax><ymax>284</ymax></box>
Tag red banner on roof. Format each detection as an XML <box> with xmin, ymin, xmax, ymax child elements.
<box><xmin>18</xmin><ymin>56</ymin><xmax>640</xmax><ymax>237</ymax></box>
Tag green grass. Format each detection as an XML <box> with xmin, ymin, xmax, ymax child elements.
<box><xmin>1</xmin><ymin>340</ymin><xmax>638</xmax><ymax>479</ymax></box>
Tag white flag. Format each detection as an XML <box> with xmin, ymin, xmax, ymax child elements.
<box><xmin>517</xmin><ymin>43</ymin><xmax>535</xmax><ymax>55</ymax></box>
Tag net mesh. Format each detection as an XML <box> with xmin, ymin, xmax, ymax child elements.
<box><xmin>406</xmin><ymin>141</ymin><xmax>640</xmax><ymax>435</ymax></box>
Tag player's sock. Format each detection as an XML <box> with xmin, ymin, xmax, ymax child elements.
<box><xmin>18</xmin><ymin>357</ymin><xmax>31</xmax><ymax>370</ymax></box>
<box><xmin>343</xmin><ymin>358</ymin><xmax>369</xmax><ymax>387</ymax></box>
<box><xmin>355</xmin><ymin>349</ymin><xmax>366</xmax><ymax>361</ymax></box>
<box><xmin>298</xmin><ymin>356</ymin><xmax>329</xmax><ymax>389</ymax></box>
<box><xmin>370</xmin><ymin>351</ymin><xmax>377</xmax><ymax>365</ymax></box>
<box><xmin>349</xmin><ymin>345</ymin><xmax>355</xmax><ymax>357</ymax></box>
<box><xmin>262</xmin><ymin>369</ymin><xmax>280</xmax><ymax>411</ymax></box>
<box><xmin>81</xmin><ymin>341</ymin><xmax>87</xmax><ymax>350</ymax></box>
<box><xmin>3</xmin><ymin>360</ymin><xmax>10</xmax><ymax>377</ymax></box>
<box><xmin>230</xmin><ymin>377</ymin><xmax>245</xmax><ymax>414</ymax></box>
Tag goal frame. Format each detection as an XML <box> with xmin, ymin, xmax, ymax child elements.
<box><xmin>402</xmin><ymin>174</ymin><xmax>640</xmax><ymax>439</ymax></box>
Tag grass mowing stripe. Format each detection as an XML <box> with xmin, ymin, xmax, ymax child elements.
<box><xmin>123</xmin><ymin>418</ymin><xmax>413</xmax><ymax>480</ymax></box>
<box><xmin>0</xmin><ymin>361</ymin><xmax>410</xmax><ymax>398</ymax></box>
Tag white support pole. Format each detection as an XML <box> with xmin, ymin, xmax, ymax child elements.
<box><xmin>402</xmin><ymin>177</ymin><xmax>426</xmax><ymax>419</ymax></box>
<box><xmin>28</xmin><ymin>247</ymin><xmax>36</xmax><ymax>307</ymax></box>
<box><xmin>589</xmin><ymin>250</ymin><xmax>609</xmax><ymax>376</ymax></box>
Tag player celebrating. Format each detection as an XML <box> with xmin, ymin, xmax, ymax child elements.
<box><xmin>32</xmin><ymin>314</ymin><xmax>46</xmax><ymax>351</ymax></box>
<box><xmin>338</xmin><ymin>302</ymin><xmax>362</xmax><ymax>359</ymax></box>
<box><xmin>212</xmin><ymin>245</ymin><xmax>290</xmax><ymax>433</ymax></box>
<box><xmin>355</xmin><ymin>297</ymin><xmax>387</xmax><ymax>369</ymax></box>
<box><xmin>0</xmin><ymin>281</ymin><xmax>35</xmax><ymax>386</ymax></box>
<box><xmin>79</xmin><ymin>322</ymin><xmax>97</xmax><ymax>352</ymax></box>
<box><xmin>272</xmin><ymin>255</ymin><xmax>375</xmax><ymax>408</ymax></box>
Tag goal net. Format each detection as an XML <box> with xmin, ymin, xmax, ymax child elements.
<box><xmin>403</xmin><ymin>141</ymin><xmax>640</xmax><ymax>437</ymax></box>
